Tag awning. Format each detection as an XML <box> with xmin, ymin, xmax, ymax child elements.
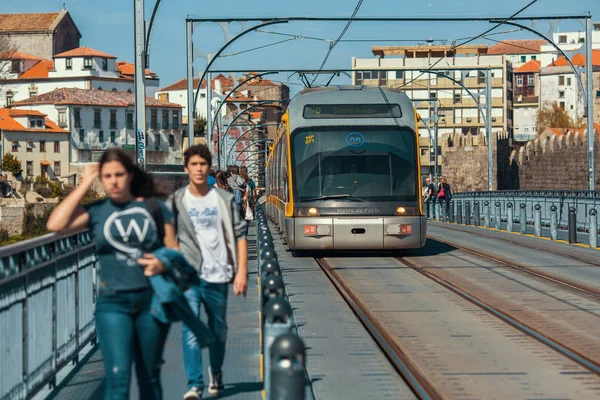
<box><xmin>41</xmin><ymin>160</ymin><xmax>51</xmax><ymax>165</ymax></box>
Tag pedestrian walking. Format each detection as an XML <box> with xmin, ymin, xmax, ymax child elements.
<box><xmin>437</xmin><ymin>176</ymin><xmax>452</xmax><ymax>221</ymax></box>
<box><xmin>46</xmin><ymin>148</ymin><xmax>178</xmax><ymax>400</ymax></box>
<box><xmin>167</xmin><ymin>145</ymin><xmax>248</xmax><ymax>400</ymax></box>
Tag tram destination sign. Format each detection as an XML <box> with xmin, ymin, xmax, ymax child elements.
<box><xmin>303</xmin><ymin>104</ymin><xmax>402</xmax><ymax>119</ymax></box>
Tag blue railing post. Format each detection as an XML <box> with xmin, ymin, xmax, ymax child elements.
<box><xmin>534</xmin><ymin>204</ymin><xmax>542</xmax><ymax>238</ymax></box>
<box><xmin>449</xmin><ymin>200</ymin><xmax>454</xmax><ymax>223</ymax></box>
<box><xmin>568</xmin><ymin>206</ymin><xmax>577</xmax><ymax>243</ymax></box>
<box><xmin>456</xmin><ymin>200</ymin><xmax>462</xmax><ymax>224</ymax></box>
<box><xmin>589</xmin><ymin>209</ymin><xmax>597</xmax><ymax>249</ymax></box>
<box><xmin>484</xmin><ymin>201</ymin><xmax>490</xmax><ymax>228</ymax></box>
<box><xmin>495</xmin><ymin>201</ymin><xmax>501</xmax><ymax>230</ymax></box>
<box><xmin>507</xmin><ymin>203</ymin><xmax>514</xmax><ymax>233</ymax></box>
<box><xmin>465</xmin><ymin>201</ymin><xmax>471</xmax><ymax>225</ymax></box>
<box><xmin>269</xmin><ymin>333</ymin><xmax>306</xmax><ymax>400</ymax></box>
<box><xmin>550</xmin><ymin>205</ymin><xmax>558</xmax><ymax>240</ymax></box>
<box><xmin>520</xmin><ymin>203</ymin><xmax>527</xmax><ymax>235</ymax></box>
<box><xmin>474</xmin><ymin>202</ymin><xmax>480</xmax><ymax>227</ymax></box>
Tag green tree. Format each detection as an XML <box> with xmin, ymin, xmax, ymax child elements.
<box><xmin>194</xmin><ymin>116</ymin><xmax>207</xmax><ymax>137</ymax></box>
<box><xmin>2</xmin><ymin>153</ymin><xmax>23</xmax><ymax>176</ymax></box>
<box><xmin>536</xmin><ymin>101</ymin><xmax>576</xmax><ymax>134</ymax></box>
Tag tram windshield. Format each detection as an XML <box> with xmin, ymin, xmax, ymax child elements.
<box><xmin>292</xmin><ymin>127</ymin><xmax>418</xmax><ymax>202</ymax></box>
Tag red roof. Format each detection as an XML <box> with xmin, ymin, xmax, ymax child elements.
<box><xmin>13</xmin><ymin>88</ymin><xmax>182</xmax><ymax>109</ymax></box>
<box><xmin>116</xmin><ymin>61</ymin><xmax>157</xmax><ymax>78</ymax></box>
<box><xmin>54</xmin><ymin>46</ymin><xmax>117</xmax><ymax>59</ymax></box>
<box><xmin>515</xmin><ymin>59</ymin><xmax>541</xmax><ymax>73</ymax></box>
<box><xmin>487</xmin><ymin>40</ymin><xmax>546</xmax><ymax>55</ymax></box>
<box><xmin>0</xmin><ymin>51</ymin><xmax>41</xmax><ymax>61</ymax></box>
<box><xmin>158</xmin><ymin>75</ymin><xmax>237</xmax><ymax>92</ymax></box>
<box><xmin>19</xmin><ymin>60</ymin><xmax>54</xmax><ymax>79</ymax></box>
<box><xmin>0</xmin><ymin>108</ymin><xmax>68</xmax><ymax>133</ymax></box>
<box><xmin>548</xmin><ymin>50</ymin><xmax>600</xmax><ymax>67</ymax></box>
<box><xmin>0</xmin><ymin>12</ymin><xmax>60</xmax><ymax>32</ymax></box>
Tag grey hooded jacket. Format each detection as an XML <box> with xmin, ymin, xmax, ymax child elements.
<box><xmin>166</xmin><ymin>185</ymin><xmax>247</xmax><ymax>281</ymax></box>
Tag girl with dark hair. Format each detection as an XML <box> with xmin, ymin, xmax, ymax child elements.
<box><xmin>47</xmin><ymin>148</ymin><xmax>178</xmax><ymax>400</ymax></box>
<box><xmin>215</xmin><ymin>170</ymin><xmax>232</xmax><ymax>192</ymax></box>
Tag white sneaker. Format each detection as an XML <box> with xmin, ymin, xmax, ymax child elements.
<box><xmin>208</xmin><ymin>369</ymin><xmax>224</xmax><ymax>394</ymax></box>
<box><xmin>183</xmin><ymin>386</ymin><xmax>202</xmax><ymax>400</ymax></box>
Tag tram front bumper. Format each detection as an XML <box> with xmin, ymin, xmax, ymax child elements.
<box><xmin>291</xmin><ymin>216</ymin><xmax>425</xmax><ymax>250</ymax></box>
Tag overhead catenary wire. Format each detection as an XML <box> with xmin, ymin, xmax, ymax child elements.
<box><xmin>310</xmin><ymin>0</ymin><xmax>365</xmax><ymax>86</ymax></box>
<box><xmin>395</xmin><ymin>0</ymin><xmax>538</xmax><ymax>90</ymax></box>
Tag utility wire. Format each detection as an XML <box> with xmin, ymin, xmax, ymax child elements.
<box><xmin>311</xmin><ymin>0</ymin><xmax>365</xmax><ymax>86</ymax></box>
<box><xmin>394</xmin><ymin>0</ymin><xmax>538</xmax><ymax>90</ymax></box>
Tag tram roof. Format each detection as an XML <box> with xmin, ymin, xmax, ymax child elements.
<box><xmin>287</xmin><ymin>85</ymin><xmax>416</xmax><ymax>131</ymax></box>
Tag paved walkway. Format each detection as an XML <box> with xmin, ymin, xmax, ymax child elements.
<box><xmin>47</xmin><ymin>224</ymin><xmax>262</xmax><ymax>400</ymax></box>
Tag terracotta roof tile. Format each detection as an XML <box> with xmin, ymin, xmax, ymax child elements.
<box><xmin>487</xmin><ymin>39</ymin><xmax>546</xmax><ymax>55</ymax></box>
<box><xmin>0</xmin><ymin>12</ymin><xmax>60</xmax><ymax>32</ymax></box>
<box><xmin>54</xmin><ymin>46</ymin><xmax>117</xmax><ymax>59</ymax></box>
<box><xmin>548</xmin><ymin>50</ymin><xmax>600</xmax><ymax>67</ymax></box>
<box><xmin>0</xmin><ymin>50</ymin><xmax>41</xmax><ymax>61</ymax></box>
<box><xmin>515</xmin><ymin>59</ymin><xmax>541</xmax><ymax>73</ymax></box>
<box><xmin>116</xmin><ymin>61</ymin><xmax>157</xmax><ymax>78</ymax></box>
<box><xmin>13</xmin><ymin>87</ymin><xmax>182</xmax><ymax>109</ymax></box>
<box><xmin>0</xmin><ymin>108</ymin><xmax>67</xmax><ymax>133</ymax></box>
<box><xmin>158</xmin><ymin>75</ymin><xmax>237</xmax><ymax>92</ymax></box>
<box><xmin>19</xmin><ymin>60</ymin><xmax>54</xmax><ymax>79</ymax></box>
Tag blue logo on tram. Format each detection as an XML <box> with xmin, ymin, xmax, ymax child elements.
<box><xmin>346</xmin><ymin>132</ymin><xmax>365</xmax><ymax>148</ymax></box>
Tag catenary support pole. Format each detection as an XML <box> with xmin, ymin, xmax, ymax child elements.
<box><xmin>134</xmin><ymin>0</ymin><xmax>146</xmax><ymax>168</ymax></box>
<box><xmin>586</xmin><ymin>15</ymin><xmax>595</xmax><ymax>190</ymax></box>
<box><xmin>486</xmin><ymin>69</ymin><xmax>493</xmax><ymax>191</ymax></box>
<box><xmin>186</xmin><ymin>20</ymin><xmax>195</xmax><ymax>153</ymax></box>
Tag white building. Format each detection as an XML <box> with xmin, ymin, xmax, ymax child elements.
<box><xmin>154</xmin><ymin>74</ymin><xmax>235</xmax><ymax>124</ymax></box>
<box><xmin>12</xmin><ymin>87</ymin><xmax>183</xmax><ymax>165</ymax></box>
<box><xmin>0</xmin><ymin>46</ymin><xmax>160</xmax><ymax>108</ymax></box>
<box><xmin>539</xmin><ymin>23</ymin><xmax>600</xmax><ymax>66</ymax></box>
<box><xmin>540</xmin><ymin>50</ymin><xmax>600</xmax><ymax>124</ymax></box>
<box><xmin>513</xmin><ymin>60</ymin><xmax>541</xmax><ymax>140</ymax></box>
<box><xmin>0</xmin><ymin>108</ymin><xmax>70</xmax><ymax>181</ymax></box>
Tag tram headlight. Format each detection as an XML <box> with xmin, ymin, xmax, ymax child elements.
<box><xmin>395</xmin><ymin>207</ymin><xmax>406</xmax><ymax>215</ymax></box>
<box><xmin>297</xmin><ymin>207</ymin><xmax>320</xmax><ymax>217</ymax></box>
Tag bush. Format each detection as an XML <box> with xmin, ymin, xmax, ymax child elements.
<box><xmin>22</xmin><ymin>204</ymin><xmax>54</xmax><ymax>238</ymax></box>
<box><xmin>2</xmin><ymin>154</ymin><xmax>22</xmax><ymax>176</ymax></box>
<box><xmin>35</xmin><ymin>186</ymin><xmax>52</xmax><ymax>198</ymax></box>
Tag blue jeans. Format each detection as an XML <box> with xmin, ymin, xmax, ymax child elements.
<box><xmin>182</xmin><ymin>279</ymin><xmax>229</xmax><ymax>390</ymax></box>
<box><xmin>95</xmin><ymin>287</ymin><xmax>170</xmax><ymax>400</ymax></box>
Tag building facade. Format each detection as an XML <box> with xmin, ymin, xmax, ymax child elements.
<box><xmin>0</xmin><ymin>10</ymin><xmax>81</xmax><ymax>59</ymax></box>
<box><xmin>540</xmin><ymin>51</ymin><xmax>600</xmax><ymax>125</ymax></box>
<box><xmin>0</xmin><ymin>108</ymin><xmax>69</xmax><ymax>180</ymax></box>
<box><xmin>487</xmin><ymin>40</ymin><xmax>545</xmax><ymax>68</ymax></box>
<box><xmin>513</xmin><ymin>59</ymin><xmax>541</xmax><ymax>140</ymax></box>
<box><xmin>353</xmin><ymin>44</ymin><xmax>513</xmax><ymax>178</ymax></box>
<box><xmin>0</xmin><ymin>46</ymin><xmax>160</xmax><ymax>108</ymax></box>
<box><xmin>12</xmin><ymin>88</ymin><xmax>183</xmax><ymax>165</ymax></box>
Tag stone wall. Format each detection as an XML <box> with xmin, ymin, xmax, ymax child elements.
<box><xmin>0</xmin><ymin>198</ymin><xmax>57</xmax><ymax>235</ymax></box>
<box><xmin>510</xmin><ymin>132</ymin><xmax>600</xmax><ymax>190</ymax></box>
<box><xmin>441</xmin><ymin>132</ymin><xmax>512</xmax><ymax>192</ymax></box>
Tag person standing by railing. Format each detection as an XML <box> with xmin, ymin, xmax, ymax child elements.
<box><xmin>46</xmin><ymin>148</ymin><xmax>178</xmax><ymax>400</ymax></box>
<box><xmin>437</xmin><ymin>176</ymin><xmax>452</xmax><ymax>221</ymax></box>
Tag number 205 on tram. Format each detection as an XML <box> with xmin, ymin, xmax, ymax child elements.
<box><xmin>265</xmin><ymin>85</ymin><xmax>426</xmax><ymax>251</ymax></box>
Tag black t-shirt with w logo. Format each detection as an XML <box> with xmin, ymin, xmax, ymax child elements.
<box><xmin>85</xmin><ymin>198</ymin><xmax>173</xmax><ymax>291</ymax></box>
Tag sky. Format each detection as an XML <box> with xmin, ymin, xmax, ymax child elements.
<box><xmin>4</xmin><ymin>0</ymin><xmax>600</xmax><ymax>92</ymax></box>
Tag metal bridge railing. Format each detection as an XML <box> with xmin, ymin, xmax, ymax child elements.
<box><xmin>451</xmin><ymin>190</ymin><xmax>600</xmax><ymax>231</ymax></box>
<box><xmin>0</xmin><ymin>231</ymin><xmax>97</xmax><ymax>400</ymax></box>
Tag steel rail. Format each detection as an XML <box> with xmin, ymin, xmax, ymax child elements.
<box><xmin>394</xmin><ymin>257</ymin><xmax>600</xmax><ymax>376</ymax></box>
<box><xmin>425</xmin><ymin>230</ymin><xmax>600</xmax><ymax>299</ymax></box>
<box><xmin>430</xmin><ymin>223</ymin><xmax>600</xmax><ymax>268</ymax></box>
<box><xmin>315</xmin><ymin>258</ymin><xmax>441</xmax><ymax>400</ymax></box>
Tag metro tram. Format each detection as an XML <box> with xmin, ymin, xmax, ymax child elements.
<box><xmin>265</xmin><ymin>85</ymin><xmax>426</xmax><ymax>251</ymax></box>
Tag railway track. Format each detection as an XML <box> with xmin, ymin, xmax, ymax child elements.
<box><xmin>395</xmin><ymin>256</ymin><xmax>600</xmax><ymax>376</ymax></box>
<box><xmin>427</xmin><ymin>226</ymin><xmax>600</xmax><ymax>300</ymax></box>
<box><xmin>316</xmin><ymin>255</ymin><xmax>600</xmax><ymax>399</ymax></box>
<box><xmin>315</xmin><ymin>258</ymin><xmax>441</xmax><ymax>399</ymax></box>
